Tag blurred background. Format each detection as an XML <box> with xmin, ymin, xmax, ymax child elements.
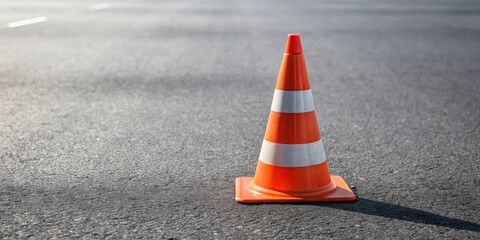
<box><xmin>1</xmin><ymin>0</ymin><xmax>479</xmax><ymax>239</ymax></box>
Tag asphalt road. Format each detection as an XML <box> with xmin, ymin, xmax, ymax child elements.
<box><xmin>1</xmin><ymin>0</ymin><xmax>480</xmax><ymax>239</ymax></box>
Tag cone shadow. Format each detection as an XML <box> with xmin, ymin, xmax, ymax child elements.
<box><xmin>319</xmin><ymin>198</ymin><xmax>480</xmax><ymax>232</ymax></box>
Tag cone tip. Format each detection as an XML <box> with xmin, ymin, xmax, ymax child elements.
<box><xmin>285</xmin><ymin>34</ymin><xmax>303</xmax><ymax>54</ymax></box>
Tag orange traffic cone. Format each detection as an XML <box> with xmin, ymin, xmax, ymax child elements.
<box><xmin>235</xmin><ymin>34</ymin><xmax>356</xmax><ymax>203</ymax></box>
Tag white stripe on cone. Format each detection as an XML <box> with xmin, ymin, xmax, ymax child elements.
<box><xmin>259</xmin><ymin>139</ymin><xmax>326</xmax><ymax>167</ymax></box>
<box><xmin>271</xmin><ymin>89</ymin><xmax>315</xmax><ymax>113</ymax></box>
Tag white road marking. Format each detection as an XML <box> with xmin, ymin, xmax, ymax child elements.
<box><xmin>7</xmin><ymin>16</ymin><xmax>47</xmax><ymax>28</ymax></box>
<box><xmin>88</xmin><ymin>3</ymin><xmax>111</xmax><ymax>11</ymax></box>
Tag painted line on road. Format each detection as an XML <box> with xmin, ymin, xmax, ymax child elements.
<box><xmin>88</xmin><ymin>3</ymin><xmax>112</xmax><ymax>11</ymax></box>
<box><xmin>7</xmin><ymin>16</ymin><xmax>47</xmax><ymax>28</ymax></box>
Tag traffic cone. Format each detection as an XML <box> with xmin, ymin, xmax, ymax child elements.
<box><xmin>235</xmin><ymin>34</ymin><xmax>356</xmax><ymax>203</ymax></box>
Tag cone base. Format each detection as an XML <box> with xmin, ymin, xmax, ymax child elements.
<box><xmin>235</xmin><ymin>175</ymin><xmax>356</xmax><ymax>203</ymax></box>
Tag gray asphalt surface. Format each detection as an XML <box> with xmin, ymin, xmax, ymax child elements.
<box><xmin>1</xmin><ymin>0</ymin><xmax>480</xmax><ymax>239</ymax></box>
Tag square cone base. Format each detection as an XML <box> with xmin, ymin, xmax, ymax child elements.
<box><xmin>235</xmin><ymin>175</ymin><xmax>356</xmax><ymax>203</ymax></box>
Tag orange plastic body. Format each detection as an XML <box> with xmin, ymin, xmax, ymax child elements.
<box><xmin>276</xmin><ymin>54</ymin><xmax>310</xmax><ymax>91</ymax></box>
<box><xmin>265</xmin><ymin>111</ymin><xmax>320</xmax><ymax>144</ymax></box>
<box><xmin>284</xmin><ymin>34</ymin><xmax>303</xmax><ymax>54</ymax></box>
<box><xmin>253</xmin><ymin>161</ymin><xmax>333</xmax><ymax>193</ymax></box>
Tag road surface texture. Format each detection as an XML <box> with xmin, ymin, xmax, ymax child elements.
<box><xmin>1</xmin><ymin>0</ymin><xmax>480</xmax><ymax>239</ymax></box>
